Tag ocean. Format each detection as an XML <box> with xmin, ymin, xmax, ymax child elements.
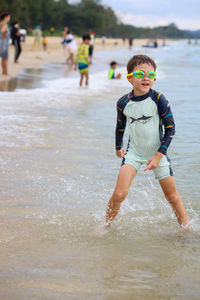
<box><xmin>0</xmin><ymin>41</ymin><xmax>200</xmax><ymax>299</ymax></box>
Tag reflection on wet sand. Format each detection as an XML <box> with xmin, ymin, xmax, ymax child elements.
<box><xmin>0</xmin><ymin>63</ymin><xmax>72</xmax><ymax>92</ymax></box>
<box><xmin>0</xmin><ymin>79</ymin><xmax>9</xmax><ymax>91</ymax></box>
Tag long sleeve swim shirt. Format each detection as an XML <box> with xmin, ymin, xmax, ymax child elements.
<box><xmin>74</xmin><ymin>43</ymin><xmax>89</xmax><ymax>64</ymax></box>
<box><xmin>108</xmin><ymin>68</ymin><xmax>115</xmax><ymax>79</ymax></box>
<box><xmin>115</xmin><ymin>89</ymin><xmax>175</xmax><ymax>159</ymax></box>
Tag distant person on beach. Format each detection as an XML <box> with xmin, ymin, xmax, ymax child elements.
<box><xmin>66</xmin><ymin>31</ymin><xmax>77</xmax><ymax>65</ymax></box>
<box><xmin>42</xmin><ymin>35</ymin><xmax>47</xmax><ymax>51</ymax></box>
<box><xmin>61</xmin><ymin>27</ymin><xmax>68</xmax><ymax>51</ymax></box>
<box><xmin>108</xmin><ymin>61</ymin><xmax>121</xmax><ymax>79</ymax></box>
<box><xmin>101</xmin><ymin>35</ymin><xmax>106</xmax><ymax>46</ymax></box>
<box><xmin>128</xmin><ymin>37</ymin><xmax>134</xmax><ymax>49</ymax></box>
<box><xmin>50</xmin><ymin>27</ymin><xmax>55</xmax><ymax>35</ymax></box>
<box><xmin>32</xmin><ymin>25</ymin><xmax>42</xmax><ymax>51</ymax></box>
<box><xmin>88</xmin><ymin>31</ymin><xmax>96</xmax><ymax>64</ymax></box>
<box><xmin>74</xmin><ymin>33</ymin><xmax>91</xmax><ymax>86</ymax></box>
<box><xmin>162</xmin><ymin>37</ymin><xmax>167</xmax><ymax>46</ymax></box>
<box><xmin>10</xmin><ymin>22</ymin><xmax>15</xmax><ymax>45</ymax></box>
<box><xmin>0</xmin><ymin>12</ymin><xmax>11</xmax><ymax>76</ymax></box>
<box><xmin>62</xmin><ymin>27</ymin><xmax>68</xmax><ymax>40</ymax></box>
<box><xmin>154</xmin><ymin>39</ymin><xmax>158</xmax><ymax>48</ymax></box>
<box><xmin>20</xmin><ymin>28</ymin><xmax>27</xmax><ymax>42</ymax></box>
<box><xmin>12</xmin><ymin>22</ymin><xmax>22</xmax><ymax>63</ymax></box>
<box><xmin>104</xmin><ymin>54</ymin><xmax>189</xmax><ymax>230</ymax></box>
<box><xmin>122</xmin><ymin>35</ymin><xmax>126</xmax><ymax>45</ymax></box>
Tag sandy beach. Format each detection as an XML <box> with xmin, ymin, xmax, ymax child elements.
<box><xmin>0</xmin><ymin>36</ymin><xmax>165</xmax><ymax>82</ymax></box>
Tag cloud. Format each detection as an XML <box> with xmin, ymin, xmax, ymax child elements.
<box><xmin>101</xmin><ymin>0</ymin><xmax>200</xmax><ymax>30</ymax></box>
<box><xmin>115</xmin><ymin>10</ymin><xmax>200</xmax><ymax>30</ymax></box>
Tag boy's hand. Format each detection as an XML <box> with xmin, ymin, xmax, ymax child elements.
<box><xmin>144</xmin><ymin>152</ymin><xmax>163</xmax><ymax>171</ymax></box>
<box><xmin>116</xmin><ymin>148</ymin><xmax>126</xmax><ymax>158</ymax></box>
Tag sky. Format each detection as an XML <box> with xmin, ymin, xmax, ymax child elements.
<box><xmin>69</xmin><ymin>0</ymin><xmax>200</xmax><ymax>30</ymax></box>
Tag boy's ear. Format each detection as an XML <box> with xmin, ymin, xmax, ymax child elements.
<box><xmin>127</xmin><ymin>75</ymin><xmax>132</xmax><ymax>83</ymax></box>
<box><xmin>154</xmin><ymin>78</ymin><xmax>156</xmax><ymax>81</ymax></box>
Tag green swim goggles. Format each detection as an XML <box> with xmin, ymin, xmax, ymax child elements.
<box><xmin>127</xmin><ymin>70</ymin><xmax>157</xmax><ymax>80</ymax></box>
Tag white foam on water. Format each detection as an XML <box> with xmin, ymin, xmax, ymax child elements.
<box><xmin>0</xmin><ymin>69</ymin><xmax>129</xmax><ymax>148</ymax></box>
<box><xmin>0</xmin><ymin>68</ymin><xmax>130</xmax><ymax>107</ymax></box>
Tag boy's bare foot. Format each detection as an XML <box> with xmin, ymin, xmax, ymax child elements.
<box><xmin>92</xmin><ymin>223</ymin><xmax>110</xmax><ymax>238</ymax></box>
<box><xmin>181</xmin><ymin>220</ymin><xmax>194</xmax><ymax>232</ymax></box>
<box><xmin>2</xmin><ymin>73</ymin><xmax>11</xmax><ymax>78</ymax></box>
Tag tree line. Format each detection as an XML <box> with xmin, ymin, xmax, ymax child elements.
<box><xmin>0</xmin><ymin>0</ymin><xmax>196</xmax><ymax>38</ymax></box>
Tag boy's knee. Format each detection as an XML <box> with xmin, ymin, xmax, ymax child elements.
<box><xmin>113</xmin><ymin>189</ymin><xmax>128</xmax><ymax>203</ymax></box>
<box><xmin>166</xmin><ymin>191</ymin><xmax>179</xmax><ymax>205</ymax></box>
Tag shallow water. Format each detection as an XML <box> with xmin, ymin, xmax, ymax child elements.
<box><xmin>0</xmin><ymin>63</ymin><xmax>74</xmax><ymax>91</ymax></box>
<box><xmin>0</xmin><ymin>41</ymin><xmax>200</xmax><ymax>299</ymax></box>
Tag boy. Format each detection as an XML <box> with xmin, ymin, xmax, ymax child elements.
<box><xmin>108</xmin><ymin>61</ymin><xmax>121</xmax><ymax>80</ymax></box>
<box><xmin>74</xmin><ymin>34</ymin><xmax>91</xmax><ymax>86</ymax></box>
<box><xmin>105</xmin><ymin>55</ymin><xmax>189</xmax><ymax>228</ymax></box>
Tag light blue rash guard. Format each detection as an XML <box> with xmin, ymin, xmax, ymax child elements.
<box><xmin>115</xmin><ymin>89</ymin><xmax>175</xmax><ymax>167</ymax></box>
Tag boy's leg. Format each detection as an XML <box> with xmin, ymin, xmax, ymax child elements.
<box><xmin>85</xmin><ymin>71</ymin><xmax>89</xmax><ymax>86</ymax></box>
<box><xmin>159</xmin><ymin>176</ymin><xmax>189</xmax><ymax>226</ymax></box>
<box><xmin>106</xmin><ymin>164</ymin><xmax>137</xmax><ymax>226</ymax></box>
<box><xmin>80</xmin><ymin>72</ymin><xmax>84</xmax><ymax>86</ymax></box>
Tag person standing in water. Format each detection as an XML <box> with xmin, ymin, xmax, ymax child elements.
<box><xmin>74</xmin><ymin>34</ymin><xmax>91</xmax><ymax>87</ymax></box>
<box><xmin>0</xmin><ymin>12</ymin><xmax>11</xmax><ymax>76</ymax></box>
<box><xmin>12</xmin><ymin>21</ymin><xmax>22</xmax><ymax>63</ymax></box>
<box><xmin>32</xmin><ymin>25</ymin><xmax>42</xmax><ymax>51</ymax></box>
<box><xmin>108</xmin><ymin>61</ymin><xmax>121</xmax><ymax>79</ymax></box>
<box><xmin>105</xmin><ymin>54</ymin><xmax>189</xmax><ymax>229</ymax></box>
<box><xmin>66</xmin><ymin>30</ymin><xmax>77</xmax><ymax>65</ymax></box>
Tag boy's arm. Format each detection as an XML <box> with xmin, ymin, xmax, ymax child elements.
<box><xmin>115</xmin><ymin>102</ymin><xmax>127</xmax><ymax>155</ymax></box>
<box><xmin>157</xmin><ymin>94</ymin><xmax>175</xmax><ymax>155</ymax></box>
<box><xmin>85</xmin><ymin>45</ymin><xmax>89</xmax><ymax>64</ymax></box>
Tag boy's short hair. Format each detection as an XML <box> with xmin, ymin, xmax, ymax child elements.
<box><xmin>127</xmin><ymin>55</ymin><xmax>157</xmax><ymax>73</ymax></box>
<box><xmin>110</xmin><ymin>61</ymin><xmax>117</xmax><ymax>67</ymax></box>
<box><xmin>0</xmin><ymin>12</ymin><xmax>10</xmax><ymax>20</ymax></box>
<box><xmin>82</xmin><ymin>34</ymin><xmax>91</xmax><ymax>41</ymax></box>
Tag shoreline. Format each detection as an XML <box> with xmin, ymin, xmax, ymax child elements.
<box><xmin>0</xmin><ymin>37</ymin><xmax>172</xmax><ymax>84</ymax></box>
<box><xmin>0</xmin><ymin>36</ymin><xmax>127</xmax><ymax>83</ymax></box>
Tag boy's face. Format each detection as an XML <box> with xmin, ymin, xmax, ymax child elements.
<box><xmin>112</xmin><ymin>64</ymin><xmax>117</xmax><ymax>69</ymax></box>
<box><xmin>84</xmin><ymin>39</ymin><xmax>90</xmax><ymax>45</ymax></box>
<box><xmin>129</xmin><ymin>63</ymin><xmax>156</xmax><ymax>96</ymax></box>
